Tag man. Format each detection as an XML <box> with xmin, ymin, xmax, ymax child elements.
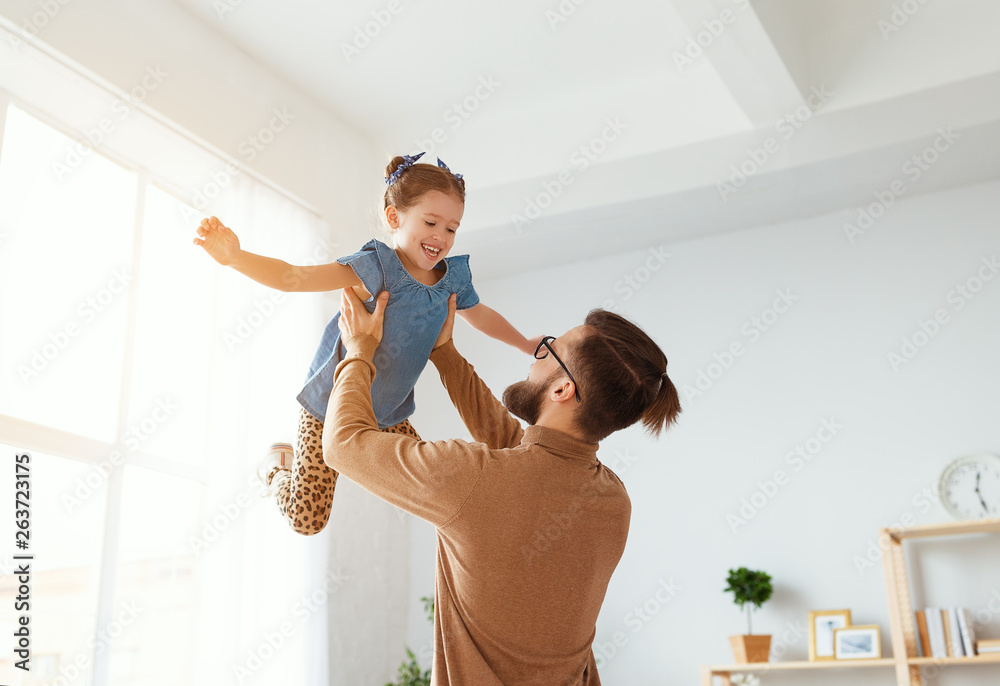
<box><xmin>325</xmin><ymin>289</ymin><xmax>680</xmax><ymax>685</ymax></box>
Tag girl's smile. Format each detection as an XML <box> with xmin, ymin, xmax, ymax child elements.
<box><xmin>389</xmin><ymin>189</ymin><xmax>465</xmax><ymax>278</ymax></box>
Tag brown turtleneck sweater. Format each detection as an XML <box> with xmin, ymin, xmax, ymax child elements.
<box><xmin>324</xmin><ymin>335</ymin><xmax>631</xmax><ymax>685</ymax></box>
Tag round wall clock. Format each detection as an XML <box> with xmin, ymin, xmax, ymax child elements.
<box><xmin>938</xmin><ymin>453</ymin><xmax>1000</xmax><ymax>520</ymax></box>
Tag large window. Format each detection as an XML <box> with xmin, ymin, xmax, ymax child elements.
<box><xmin>0</xmin><ymin>105</ymin><xmax>136</xmax><ymax>442</ymax></box>
<box><xmin>0</xmin><ymin>87</ymin><xmax>330</xmax><ymax>685</ymax></box>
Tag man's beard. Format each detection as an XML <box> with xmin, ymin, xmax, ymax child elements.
<box><xmin>502</xmin><ymin>372</ymin><xmax>558</xmax><ymax>425</ymax></box>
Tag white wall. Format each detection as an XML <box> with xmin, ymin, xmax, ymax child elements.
<box><xmin>409</xmin><ymin>178</ymin><xmax>1000</xmax><ymax>684</ymax></box>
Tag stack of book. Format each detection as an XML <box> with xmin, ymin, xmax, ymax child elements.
<box><xmin>978</xmin><ymin>638</ymin><xmax>1000</xmax><ymax>654</ymax></box>
<box><xmin>914</xmin><ymin>608</ymin><xmax>978</xmax><ymax>657</ymax></box>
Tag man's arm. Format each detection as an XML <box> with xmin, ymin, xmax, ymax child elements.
<box><xmin>430</xmin><ymin>294</ymin><xmax>525</xmax><ymax>450</ymax></box>
<box><xmin>322</xmin><ymin>290</ymin><xmax>488</xmax><ymax>527</ymax></box>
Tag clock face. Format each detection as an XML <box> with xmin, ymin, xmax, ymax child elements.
<box><xmin>939</xmin><ymin>454</ymin><xmax>1000</xmax><ymax>521</ymax></box>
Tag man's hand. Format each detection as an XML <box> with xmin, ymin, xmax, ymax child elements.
<box><xmin>432</xmin><ymin>293</ymin><xmax>458</xmax><ymax>351</ymax></box>
<box><xmin>338</xmin><ymin>288</ymin><xmax>388</xmax><ymax>353</ymax></box>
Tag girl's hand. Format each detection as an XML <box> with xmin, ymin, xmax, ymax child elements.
<box><xmin>522</xmin><ymin>335</ymin><xmax>544</xmax><ymax>356</ymax></box>
<box><xmin>193</xmin><ymin>216</ymin><xmax>241</xmax><ymax>266</ymax></box>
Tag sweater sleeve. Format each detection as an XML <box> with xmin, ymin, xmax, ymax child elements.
<box><xmin>322</xmin><ymin>334</ymin><xmax>488</xmax><ymax>527</ymax></box>
<box><xmin>429</xmin><ymin>339</ymin><xmax>525</xmax><ymax>450</ymax></box>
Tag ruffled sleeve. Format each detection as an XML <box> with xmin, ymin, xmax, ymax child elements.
<box><xmin>335</xmin><ymin>239</ymin><xmax>385</xmax><ymax>302</ymax></box>
<box><xmin>446</xmin><ymin>254</ymin><xmax>480</xmax><ymax>310</ymax></box>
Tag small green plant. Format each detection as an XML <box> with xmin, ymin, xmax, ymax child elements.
<box><xmin>724</xmin><ymin>567</ymin><xmax>773</xmax><ymax>635</ymax></box>
<box><xmin>385</xmin><ymin>648</ymin><xmax>429</xmax><ymax>686</ymax></box>
<box><xmin>384</xmin><ymin>596</ymin><xmax>435</xmax><ymax>686</ymax></box>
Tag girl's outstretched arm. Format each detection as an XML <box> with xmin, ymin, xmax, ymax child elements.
<box><xmin>193</xmin><ymin>216</ymin><xmax>363</xmax><ymax>293</ymax></box>
<box><xmin>458</xmin><ymin>303</ymin><xmax>541</xmax><ymax>355</ymax></box>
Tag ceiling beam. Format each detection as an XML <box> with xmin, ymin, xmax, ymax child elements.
<box><xmin>461</xmin><ymin>70</ymin><xmax>1000</xmax><ymax>279</ymax></box>
<box><xmin>668</xmin><ymin>0</ymin><xmax>806</xmax><ymax>129</ymax></box>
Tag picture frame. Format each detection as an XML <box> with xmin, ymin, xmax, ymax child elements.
<box><xmin>808</xmin><ymin>609</ymin><xmax>852</xmax><ymax>661</ymax></box>
<box><xmin>834</xmin><ymin>624</ymin><xmax>882</xmax><ymax>660</ymax></box>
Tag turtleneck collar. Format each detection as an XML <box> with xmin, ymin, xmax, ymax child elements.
<box><xmin>520</xmin><ymin>425</ymin><xmax>599</xmax><ymax>462</ymax></box>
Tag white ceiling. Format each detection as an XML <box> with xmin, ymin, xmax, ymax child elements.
<box><xmin>170</xmin><ymin>0</ymin><xmax>1000</xmax><ymax>276</ymax></box>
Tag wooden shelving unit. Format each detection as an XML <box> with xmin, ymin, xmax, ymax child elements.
<box><xmin>701</xmin><ymin>518</ymin><xmax>1000</xmax><ymax>685</ymax></box>
<box><xmin>701</xmin><ymin>659</ymin><xmax>895</xmax><ymax>685</ymax></box>
<box><xmin>882</xmin><ymin>517</ymin><xmax>1000</xmax><ymax>685</ymax></box>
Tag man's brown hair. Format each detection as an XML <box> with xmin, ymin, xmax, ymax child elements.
<box><xmin>570</xmin><ymin>309</ymin><xmax>681</xmax><ymax>442</ymax></box>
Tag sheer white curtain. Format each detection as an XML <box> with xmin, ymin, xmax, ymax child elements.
<box><xmin>0</xmin><ymin>93</ymin><xmax>335</xmax><ymax>685</ymax></box>
<box><xmin>190</xmin><ymin>175</ymin><xmax>335</xmax><ymax>686</ymax></box>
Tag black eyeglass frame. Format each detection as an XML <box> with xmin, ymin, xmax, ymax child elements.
<box><xmin>534</xmin><ymin>336</ymin><xmax>582</xmax><ymax>403</ymax></box>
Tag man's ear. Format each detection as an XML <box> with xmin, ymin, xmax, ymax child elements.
<box><xmin>548</xmin><ymin>379</ymin><xmax>577</xmax><ymax>405</ymax></box>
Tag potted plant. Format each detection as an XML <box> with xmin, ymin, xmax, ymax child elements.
<box><xmin>724</xmin><ymin>567</ymin><xmax>774</xmax><ymax>664</ymax></box>
<box><xmin>385</xmin><ymin>596</ymin><xmax>435</xmax><ymax>686</ymax></box>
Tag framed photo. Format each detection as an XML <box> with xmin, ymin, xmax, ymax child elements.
<box><xmin>834</xmin><ymin>625</ymin><xmax>882</xmax><ymax>660</ymax></box>
<box><xmin>809</xmin><ymin>609</ymin><xmax>852</xmax><ymax>661</ymax></box>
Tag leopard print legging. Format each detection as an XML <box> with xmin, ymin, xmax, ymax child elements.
<box><xmin>272</xmin><ymin>408</ymin><xmax>422</xmax><ymax>535</ymax></box>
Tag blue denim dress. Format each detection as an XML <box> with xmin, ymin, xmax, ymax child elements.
<box><xmin>296</xmin><ymin>239</ymin><xmax>479</xmax><ymax>428</ymax></box>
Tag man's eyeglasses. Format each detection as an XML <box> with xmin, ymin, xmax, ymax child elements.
<box><xmin>534</xmin><ymin>336</ymin><xmax>582</xmax><ymax>403</ymax></box>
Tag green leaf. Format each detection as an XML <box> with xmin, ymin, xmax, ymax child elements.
<box><xmin>724</xmin><ymin>567</ymin><xmax>774</xmax><ymax>610</ymax></box>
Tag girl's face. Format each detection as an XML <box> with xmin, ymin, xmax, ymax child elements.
<box><xmin>387</xmin><ymin>190</ymin><xmax>464</xmax><ymax>271</ymax></box>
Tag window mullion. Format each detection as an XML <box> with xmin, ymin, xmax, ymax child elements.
<box><xmin>0</xmin><ymin>96</ymin><xmax>8</xmax><ymax>167</ymax></box>
<box><xmin>90</xmin><ymin>172</ymin><xmax>148</xmax><ymax>686</ymax></box>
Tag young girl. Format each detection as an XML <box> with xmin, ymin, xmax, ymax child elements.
<box><xmin>194</xmin><ymin>153</ymin><xmax>540</xmax><ymax>535</ymax></box>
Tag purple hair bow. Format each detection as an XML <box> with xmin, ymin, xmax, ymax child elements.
<box><xmin>437</xmin><ymin>157</ymin><xmax>463</xmax><ymax>181</ymax></box>
<box><xmin>385</xmin><ymin>152</ymin><xmax>425</xmax><ymax>186</ymax></box>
